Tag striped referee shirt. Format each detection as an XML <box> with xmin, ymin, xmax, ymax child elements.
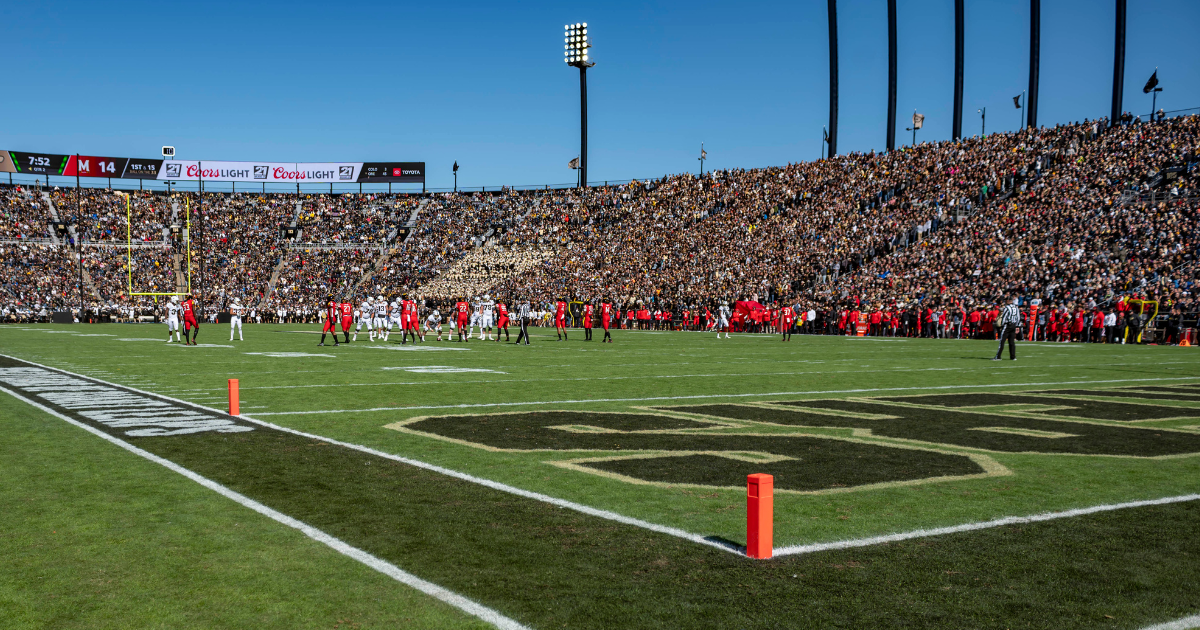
<box><xmin>999</xmin><ymin>303</ymin><xmax>1021</xmax><ymax>327</ymax></box>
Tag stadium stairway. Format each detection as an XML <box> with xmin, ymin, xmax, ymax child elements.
<box><xmin>173</xmin><ymin>253</ymin><xmax>187</xmax><ymax>295</ymax></box>
<box><xmin>263</xmin><ymin>255</ymin><xmax>289</xmax><ymax>302</ymax></box>
<box><xmin>353</xmin><ymin>245</ymin><xmax>391</xmax><ymax>293</ymax></box>
<box><xmin>40</xmin><ymin>192</ymin><xmax>61</xmax><ymax>247</ymax></box>
<box><xmin>72</xmin><ymin>248</ymin><xmax>101</xmax><ymax>302</ymax></box>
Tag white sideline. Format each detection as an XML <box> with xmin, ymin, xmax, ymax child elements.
<box><xmin>0</xmin><ymin>387</ymin><xmax>530</xmax><ymax>630</ymax></box>
<box><xmin>1142</xmin><ymin>614</ymin><xmax>1200</xmax><ymax>630</ymax></box>
<box><xmin>250</xmin><ymin>375</ymin><xmax>1200</xmax><ymax>415</ymax></box>
<box><xmin>6</xmin><ymin>355</ymin><xmax>1200</xmax><ymax>566</ymax></box>
<box><xmin>772</xmin><ymin>493</ymin><xmax>1200</xmax><ymax>557</ymax></box>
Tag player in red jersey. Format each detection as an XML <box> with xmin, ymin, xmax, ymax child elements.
<box><xmin>582</xmin><ymin>302</ymin><xmax>594</xmax><ymax>341</ymax></box>
<box><xmin>494</xmin><ymin>300</ymin><xmax>510</xmax><ymax>342</ymax></box>
<box><xmin>319</xmin><ymin>295</ymin><xmax>340</xmax><ymax>346</ymax></box>
<box><xmin>600</xmin><ymin>300</ymin><xmax>613</xmax><ymax>343</ymax></box>
<box><xmin>780</xmin><ymin>303</ymin><xmax>795</xmax><ymax>341</ymax></box>
<box><xmin>181</xmin><ymin>294</ymin><xmax>200</xmax><ymax>345</ymax></box>
<box><xmin>339</xmin><ymin>299</ymin><xmax>354</xmax><ymax>344</ymax></box>
<box><xmin>555</xmin><ymin>299</ymin><xmax>568</xmax><ymax>341</ymax></box>
<box><xmin>454</xmin><ymin>296</ymin><xmax>470</xmax><ymax>342</ymax></box>
<box><xmin>401</xmin><ymin>295</ymin><xmax>418</xmax><ymax>344</ymax></box>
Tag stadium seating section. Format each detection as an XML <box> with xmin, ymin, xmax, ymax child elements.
<box><xmin>2</xmin><ymin>116</ymin><xmax>1197</xmax><ymax>326</ymax></box>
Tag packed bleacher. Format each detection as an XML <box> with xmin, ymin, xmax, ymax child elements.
<box><xmin>2</xmin><ymin>114</ymin><xmax>1197</xmax><ymax>339</ymax></box>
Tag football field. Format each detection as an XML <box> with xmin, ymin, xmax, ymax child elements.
<box><xmin>2</xmin><ymin>323</ymin><xmax>1199</xmax><ymax>629</ymax></box>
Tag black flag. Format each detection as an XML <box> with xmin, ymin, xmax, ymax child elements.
<box><xmin>1013</xmin><ymin>94</ymin><xmax>1021</xmax><ymax>108</ymax></box>
<box><xmin>452</xmin><ymin>161</ymin><xmax>459</xmax><ymax>172</ymax></box>
<box><xmin>1143</xmin><ymin>69</ymin><xmax>1159</xmax><ymax>93</ymax></box>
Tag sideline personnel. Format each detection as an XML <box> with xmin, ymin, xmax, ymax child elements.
<box><xmin>515</xmin><ymin>299</ymin><xmax>532</xmax><ymax>345</ymax></box>
<box><xmin>993</xmin><ymin>296</ymin><xmax>1020</xmax><ymax>361</ymax></box>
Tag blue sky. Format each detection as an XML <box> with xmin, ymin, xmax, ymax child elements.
<box><xmin>2</xmin><ymin>0</ymin><xmax>1197</xmax><ymax>190</ymax></box>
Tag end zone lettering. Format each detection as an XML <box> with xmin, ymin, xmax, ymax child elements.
<box><xmin>0</xmin><ymin>366</ymin><xmax>253</xmax><ymax>437</ymax></box>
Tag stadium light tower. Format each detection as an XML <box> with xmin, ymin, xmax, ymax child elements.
<box><xmin>564</xmin><ymin>22</ymin><xmax>593</xmax><ymax>188</ymax></box>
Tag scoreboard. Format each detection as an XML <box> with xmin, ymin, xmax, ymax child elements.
<box><xmin>359</xmin><ymin>162</ymin><xmax>425</xmax><ymax>183</ymax></box>
<box><xmin>0</xmin><ymin>151</ymin><xmax>422</xmax><ymax>183</ymax></box>
<box><xmin>1</xmin><ymin>152</ymin><xmax>71</xmax><ymax>176</ymax></box>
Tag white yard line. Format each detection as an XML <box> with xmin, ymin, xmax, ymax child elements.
<box><xmin>251</xmin><ymin>375</ymin><xmax>1200</xmax><ymax>416</ymax></box>
<box><xmin>0</xmin><ymin>386</ymin><xmax>530</xmax><ymax>630</ymax></box>
<box><xmin>773</xmin><ymin>493</ymin><xmax>1200</xmax><ymax>556</ymax></box>
<box><xmin>1141</xmin><ymin>614</ymin><xmax>1200</xmax><ymax>630</ymax></box>
<box><xmin>231</xmin><ymin>360</ymin><xmax>1197</xmax><ymax>391</ymax></box>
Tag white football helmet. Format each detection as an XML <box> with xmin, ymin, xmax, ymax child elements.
<box><xmin>171</xmin><ymin>296</ymin><xmax>179</xmax><ymax>304</ymax></box>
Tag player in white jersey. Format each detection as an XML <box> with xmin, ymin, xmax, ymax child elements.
<box><xmin>717</xmin><ymin>301</ymin><xmax>732</xmax><ymax>339</ymax></box>
<box><xmin>355</xmin><ymin>298</ymin><xmax>373</xmax><ymax>341</ymax></box>
<box><xmin>478</xmin><ymin>294</ymin><xmax>496</xmax><ymax>340</ymax></box>
<box><xmin>373</xmin><ymin>296</ymin><xmax>388</xmax><ymax>341</ymax></box>
<box><xmin>425</xmin><ymin>307</ymin><xmax>444</xmax><ymax>341</ymax></box>
<box><xmin>164</xmin><ymin>296</ymin><xmax>182</xmax><ymax>343</ymax></box>
<box><xmin>387</xmin><ymin>298</ymin><xmax>402</xmax><ymax>341</ymax></box>
<box><xmin>229</xmin><ymin>298</ymin><xmax>244</xmax><ymax>341</ymax></box>
<box><xmin>466</xmin><ymin>297</ymin><xmax>481</xmax><ymax>339</ymax></box>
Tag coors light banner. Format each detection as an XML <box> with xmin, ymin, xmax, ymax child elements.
<box><xmin>159</xmin><ymin>161</ymin><xmax>362</xmax><ymax>184</ymax></box>
<box><xmin>158</xmin><ymin>161</ymin><xmax>425</xmax><ymax>184</ymax></box>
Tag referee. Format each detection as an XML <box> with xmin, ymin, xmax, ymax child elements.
<box><xmin>514</xmin><ymin>299</ymin><xmax>532</xmax><ymax>345</ymax></box>
<box><xmin>993</xmin><ymin>296</ymin><xmax>1021</xmax><ymax>361</ymax></box>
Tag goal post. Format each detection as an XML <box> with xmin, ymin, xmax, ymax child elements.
<box><xmin>124</xmin><ymin>193</ymin><xmax>192</xmax><ymax>297</ymax></box>
<box><xmin>1127</xmin><ymin>298</ymin><xmax>1159</xmax><ymax>344</ymax></box>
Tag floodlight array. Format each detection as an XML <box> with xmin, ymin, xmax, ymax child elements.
<box><xmin>564</xmin><ymin>22</ymin><xmax>589</xmax><ymax>65</ymax></box>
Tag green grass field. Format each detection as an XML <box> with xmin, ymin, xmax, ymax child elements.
<box><xmin>2</xmin><ymin>323</ymin><xmax>1199</xmax><ymax>629</ymax></box>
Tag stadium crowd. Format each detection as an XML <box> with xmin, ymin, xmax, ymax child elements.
<box><xmin>2</xmin><ymin>115</ymin><xmax>1197</xmax><ymax>340</ymax></box>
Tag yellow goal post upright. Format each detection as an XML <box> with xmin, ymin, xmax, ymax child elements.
<box><xmin>1126</xmin><ymin>298</ymin><xmax>1159</xmax><ymax>343</ymax></box>
<box><xmin>124</xmin><ymin>193</ymin><xmax>192</xmax><ymax>300</ymax></box>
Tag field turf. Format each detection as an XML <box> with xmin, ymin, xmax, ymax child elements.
<box><xmin>1</xmin><ymin>323</ymin><xmax>1199</xmax><ymax>629</ymax></box>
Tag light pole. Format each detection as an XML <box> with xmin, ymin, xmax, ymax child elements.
<box><xmin>564</xmin><ymin>22</ymin><xmax>593</xmax><ymax>188</ymax></box>
<box><xmin>698</xmin><ymin>143</ymin><xmax>706</xmax><ymax>176</ymax></box>
<box><xmin>905</xmin><ymin>111</ymin><xmax>924</xmax><ymax>147</ymax></box>
<box><xmin>978</xmin><ymin>107</ymin><xmax>986</xmax><ymax>136</ymax></box>
<box><xmin>453</xmin><ymin>161</ymin><xmax>458</xmax><ymax>192</ymax></box>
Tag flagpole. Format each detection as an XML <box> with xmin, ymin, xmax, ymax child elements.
<box><xmin>1019</xmin><ymin>90</ymin><xmax>1025</xmax><ymax>130</ymax></box>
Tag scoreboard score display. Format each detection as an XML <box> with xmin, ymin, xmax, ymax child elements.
<box><xmin>0</xmin><ymin>152</ymin><xmax>71</xmax><ymax>176</ymax></box>
<box><xmin>64</xmin><ymin>156</ymin><xmax>129</xmax><ymax>178</ymax></box>
<box><xmin>359</xmin><ymin>162</ymin><xmax>425</xmax><ymax>183</ymax></box>
<box><xmin>0</xmin><ymin>150</ymin><xmax>422</xmax><ymax>184</ymax></box>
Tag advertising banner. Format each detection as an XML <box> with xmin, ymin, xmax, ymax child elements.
<box><xmin>0</xmin><ymin>151</ymin><xmax>15</xmax><ymax>174</ymax></box>
<box><xmin>158</xmin><ymin>161</ymin><xmax>363</xmax><ymax>184</ymax></box>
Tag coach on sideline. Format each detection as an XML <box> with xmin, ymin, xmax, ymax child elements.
<box><xmin>993</xmin><ymin>296</ymin><xmax>1021</xmax><ymax>361</ymax></box>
